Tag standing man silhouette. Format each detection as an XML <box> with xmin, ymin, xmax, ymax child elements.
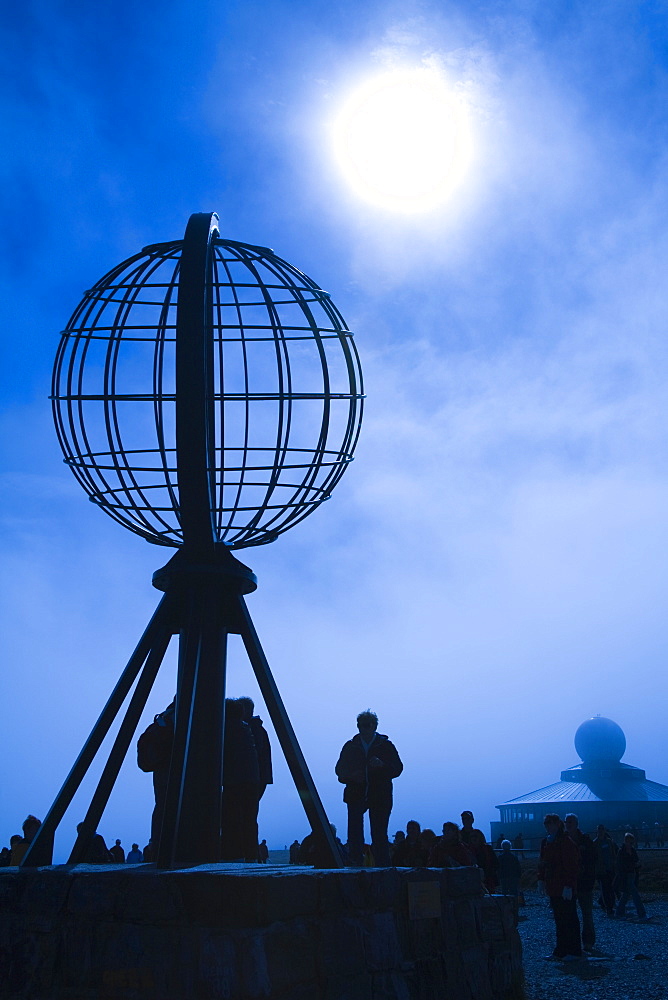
<box><xmin>237</xmin><ymin>696</ymin><xmax>273</xmax><ymax>860</ymax></box>
<box><xmin>335</xmin><ymin>710</ymin><xmax>403</xmax><ymax>866</ymax></box>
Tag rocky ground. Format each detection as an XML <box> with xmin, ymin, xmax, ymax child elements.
<box><xmin>516</xmin><ymin>889</ymin><xmax>668</xmax><ymax>1000</ymax></box>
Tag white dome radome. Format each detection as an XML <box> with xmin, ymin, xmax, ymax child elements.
<box><xmin>574</xmin><ymin>717</ymin><xmax>626</xmax><ymax>763</ymax></box>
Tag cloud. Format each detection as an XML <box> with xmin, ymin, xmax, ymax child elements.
<box><xmin>2</xmin><ymin>0</ymin><xmax>668</xmax><ymax>852</ymax></box>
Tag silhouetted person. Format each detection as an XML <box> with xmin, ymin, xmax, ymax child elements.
<box><xmin>565</xmin><ymin>813</ymin><xmax>596</xmax><ymax>951</ymax></box>
<box><xmin>655</xmin><ymin>822</ymin><xmax>664</xmax><ymax>847</ymax></box>
<box><xmin>419</xmin><ymin>828</ymin><xmax>437</xmax><ymax>859</ymax></box>
<box><xmin>258</xmin><ymin>839</ymin><xmax>269</xmax><ymax>863</ymax></box>
<box><xmin>616</xmin><ymin>832</ymin><xmax>648</xmax><ymax>920</ymax></box>
<box><xmin>76</xmin><ymin>823</ymin><xmax>112</xmax><ymax>863</ymax></box>
<box><xmin>297</xmin><ymin>832</ymin><xmax>317</xmax><ymax>864</ymax></box>
<box><xmin>328</xmin><ymin>823</ymin><xmax>347</xmax><ymax>864</ymax></box>
<box><xmin>137</xmin><ymin>699</ymin><xmax>175</xmax><ymax>849</ymax></box>
<box><xmin>470</xmin><ymin>828</ymin><xmax>498</xmax><ymax>892</ymax></box>
<box><xmin>461</xmin><ymin>812</ymin><xmax>495</xmax><ymax>884</ymax></box>
<box><xmin>10</xmin><ymin>815</ymin><xmax>41</xmax><ymax>866</ymax></box>
<box><xmin>538</xmin><ymin>813</ymin><xmax>581</xmax><ymax>959</ymax></box>
<box><xmin>237</xmin><ymin>697</ymin><xmax>273</xmax><ymax>796</ymax></box>
<box><xmin>289</xmin><ymin>839</ymin><xmax>300</xmax><ymax>864</ymax></box>
<box><xmin>297</xmin><ymin>823</ymin><xmax>345</xmax><ymax>867</ymax></box>
<box><xmin>143</xmin><ymin>840</ymin><xmax>154</xmax><ymax>862</ymax></box>
<box><xmin>593</xmin><ymin>824</ymin><xmax>617</xmax><ymax>916</ymax></box>
<box><xmin>109</xmin><ymin>839</ymin><xmax>125</xmax><ymax>863</ymax></box>
<box><xmin>497</xmin><ymin>840</ymin><xmax>521</xmax><ymax>896</ymax></box>
<box><xmin>335</xmin><ymin>710</ymin><xmax>403</xmax><ymax>867</ymax></box>
<box><xmin>221</xmin><ymin>698</ymin><xmax>260</xmax><ymax>861</ymax></box>
<box><xmin>237</xmin><ymin>696</ymin><xmax>273</xmax><ymax>859</ymax></box>
<box><xmin>430</xmin><ymin>822</ymin><xmax>475</xmax><ymax>868</ymax></box>
<box><xmin>460</xmin><ymin>811</ymin><xmax>484</xmax><ymax>847</ymax></box>
<box><xmin>513</xmin><ymin>832</ymin><xmax>525</xmax><ymax>858</ymax></box>
<box><xmin>8</xmin><ymin>835</ymin><xmax>23</xmax><ymax>866</ymax></box>
<box><xmin>126</xmin><ymin>843</ymin><xmax>143</xmax><ymax>863</ymax></box>
<box><xmin>392</xmin><ymin>820</ymin><xmax>428</xmax><ymax>867</ymax></box>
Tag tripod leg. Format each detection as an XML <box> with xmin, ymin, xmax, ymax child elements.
<box><xmin>236</xmin><ymin>595</ymin><xmax>342</xmax><ymax>868</ymax></box>
<box><xmin>157</xmin><ymin>586</ymin><xmax>227</xmax><ymax>867</ymax></box>
<box><xmin>22</xmin><ymin>592</ymin><xmax>176</xmax><ymax>867</ymax></box>
<box><xmin>68</xmin><ymin>626</ymin><xmax>172</xmax><ymax>864</ymax></box>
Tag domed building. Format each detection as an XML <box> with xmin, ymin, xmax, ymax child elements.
<box><xmin>490</xmin><ymin>717</ymin><xmax>668</xmax><ymax>846</ymax></box>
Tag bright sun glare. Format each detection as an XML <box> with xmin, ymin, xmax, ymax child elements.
<box><xmin>332</xmin><ymin>69</ymin><xmax>472</xmax><ymax>214</ymax></box>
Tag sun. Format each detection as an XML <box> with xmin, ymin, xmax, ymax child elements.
<box><xmin>332</xmin><ymin>68</ymin><xmax>472</xmax><ymax>214</ymax></box>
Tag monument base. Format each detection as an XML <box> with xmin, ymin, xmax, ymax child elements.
<box><xmin>1</xmin><ymin>863</ymin><xmax>522</xmax><ymax>999</ymax></box>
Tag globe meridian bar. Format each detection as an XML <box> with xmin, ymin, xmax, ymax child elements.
<box><xmin>175</xmin><ymin>211</ymin><xmax>220</xmax><ymax>555</ymax></box>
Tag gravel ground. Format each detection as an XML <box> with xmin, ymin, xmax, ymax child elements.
<box><xmin>517</xmin><ymin>890</ymin><xmax>668</xmax><ymax>1000</ymax></box>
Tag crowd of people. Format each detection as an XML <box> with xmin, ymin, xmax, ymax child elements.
<box><xmin>537</xmin><ymin>812</ymin><xmax>650</xmax><ymax>960</ymax></box>
<box><xmin>0</xmin><ymin>817</ymin><xmax>147</xmax><ymax>867</ymax></box>
<box><xmin>1</xmin><ymin>699</ymin><xmax>664</xmax><ymax>948</ymax></box>
<box><xmin>285</xmin><ymin>808</ymin><xmax>652</xmax><ymax>965</ymax></box>
<box><xmin>0</xmin><ymin>822</ymin><xmax>274</xmax><ymax>867</ymax></box>
<box><xmin>494</xmin><ymin>822</ymin><xmax>665</xmax><ymax>852</ymax></box>
<box><xmin>288</xmin><ymin>810</ymin><xmax>523</xmax><ymax>894</ymax></box>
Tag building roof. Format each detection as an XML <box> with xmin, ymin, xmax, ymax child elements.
<box><xmin>498</xmin><ymin>776</ymin><xmax>668</xmax><ymax>807</ymax></box>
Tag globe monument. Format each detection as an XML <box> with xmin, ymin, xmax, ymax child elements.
<box><xmin>8</xmin><ymin>214</ymin><xmax>523</xmax><ymax>1000</ymax></box>
<box><xmin>23</xmin><ymin>212</ymin><xmax>364</xmax><ymax>868</ymax></box>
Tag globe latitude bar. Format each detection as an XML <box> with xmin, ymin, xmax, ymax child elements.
<box><xmin>23</xmin><ymin>212</ymin><xmax>363</xmax><ymax>869</ymax></box>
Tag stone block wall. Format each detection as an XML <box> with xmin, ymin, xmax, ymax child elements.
<box><xmin>0</xmin><ymin>863</ymin><xmax>522</xmax><ymax>999</ymax></box>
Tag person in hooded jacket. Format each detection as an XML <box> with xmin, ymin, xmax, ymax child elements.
<box><xmin>335</xmin><ymin>710</ymin><xmax>403</xmax><ymax>866</ymax></box>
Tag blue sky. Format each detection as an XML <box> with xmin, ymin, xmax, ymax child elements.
<box><xmin>2</xmin><ymin>0</ymin><xmax>668</xmax><ymax>857</ymax></box>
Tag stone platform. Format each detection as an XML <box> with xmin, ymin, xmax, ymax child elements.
<box><xmin>0</xmin><ymin>862</ymin><xmax>522</xmax><ymax>999</ymax></box>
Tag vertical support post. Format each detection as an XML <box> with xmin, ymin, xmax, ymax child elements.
<box><xmin>157</xmin><ymin>582</ymin><xmax>227</xmax><ymax>867</ymax></box>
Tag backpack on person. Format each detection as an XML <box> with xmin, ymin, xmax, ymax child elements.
<box><xmin>137</xmin><ymin>711</ymin><xmax>173</xmax><ymax>772</ymax></box>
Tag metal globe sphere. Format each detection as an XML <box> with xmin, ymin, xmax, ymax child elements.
<box><xmin>52</xmin><ymin>224</ymin><xmax>364</xmax><ymax>549</ymax></box>
<box><xmin>574</xmin><ymin>716</ymin><xmax>626</xmax><ymax>763</ymax></box>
